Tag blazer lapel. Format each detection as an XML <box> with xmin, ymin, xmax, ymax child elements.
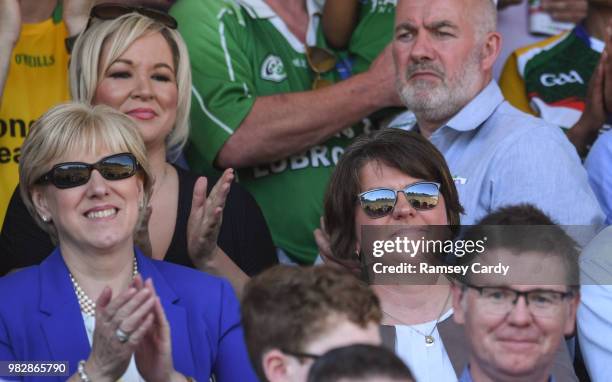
<box><xmin>137</xmin><ymin>251</ymin><xmax>196</xmax><ymax>377</ymax></box>
<box><xmin>39</xmin><ymin>249</ymin><xmax>91</xmax><ymax>373</ymax></box>
<box><xmin>438</xmin><ymin>315</ymin><xmax>469</xmax><ymax>377</ymax></box>
<box><xmin>380</xmin><ymin>325</ymin><xmax>396</xmax><ymax>351</ymax></box>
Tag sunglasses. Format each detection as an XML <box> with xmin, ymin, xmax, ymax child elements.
<box><xmin>36</xmin><ymin>153</ymin><xmax>140</xmax><ymax>189</ymax></box>
<box><xmin>66</xmin><ymin>3</ymin><xmax>178</xmax><ymax>53</ymax></box>
<box><xmin>305</xmin><ymin>46</ymin><xmax>337</xmax><ymax>90</ymax></box>
<box><xmin>87</xmin><ymin>3</ymin><xmax>178</xmax><ymax>29</ymax></box>
<box><xmin>358</xmin><ymin>182</ymin><xmax>441</xmax><ymax>219</ymax></box>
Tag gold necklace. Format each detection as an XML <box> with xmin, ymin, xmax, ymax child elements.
<box><xmin>383</xmin><ymin>290</ymin><xmax>451</xmax><ymax>347</ymax></box>
<box><xmin>69</xmin><ymin>257</ymin><xmax>139</xmax><ymax>317</ymax></box>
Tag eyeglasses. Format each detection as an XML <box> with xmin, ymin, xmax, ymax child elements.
<box><xmin>36</xmin><ymin>153</ymin><xmax>140</xmax><ymax>189</ymax></box>
<box><xmin>358</xmin><ymin>182</ymin><xmax>441</xmax><ymax>219</ymax></box>
<box><xmin>281</xmin><ymin>348</ymin><xmax>320</xmax><ymax>361</ymax></box>
<box><xmin>87</xmin><ymin>3</ymin><xmax>178</xmax><ymax>29</ymax></box>
<box><xmin>305</xmin><ymin>46</ymin><xmax>337</xmax><ymax>90</ymax></box>
<box><xmin>463</xmin><ymin>284</ymin><xmax>575</xmax><ymax>318</ymax></box>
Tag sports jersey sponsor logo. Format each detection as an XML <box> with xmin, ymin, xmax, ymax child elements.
<box><xmin>253</xmin><ymin>144</ymin><xmax>344</xmax><ymax>178</ymax></box>
<box><xmin>371</xmin><ymin>0</ymin><xmax>397</xmax><ymax>11</ymax></box>
<box><xmin>540</xmin><ymin>70</ymin><xmax>584</xmax><ymax>87</ymax></box>
<box><xmin>453</xmin><ymin>176</ymin><xmax>467</xmax><ymax>185</ymax></box>
<box><xmin>0</xmin><ymin>118</ymin><xmax>31</xmax><ymax>164</ymax></box>
<box><xmin>0</xmin><ymin>118</ymin><xmax>32</xmax><ymax>138</ymax></box>
<box><xmin>261</xmin><ymin>55</ymin><xmax>287</xmax><ymax>83</ymax></box>
<box><xmin>292</xmin><ymin>58</ymin><xmax>307</xmax><ymax>69</ymax></box>
<box><xmin>14</xmin><ymin>54</ymin><xmax>55</xmax><ymax>67</ymax></box>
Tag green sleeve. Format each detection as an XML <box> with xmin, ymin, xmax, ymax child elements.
<box><xmin>172</xmin><ymin>0</ymin><xmax>256</xmax><ymax>172</ymax></box>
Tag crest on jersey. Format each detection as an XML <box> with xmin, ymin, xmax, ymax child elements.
<box><xmin>261</xmin><ymin>55</ymin><xmax>287</xmax><ymax>82</ymax></box>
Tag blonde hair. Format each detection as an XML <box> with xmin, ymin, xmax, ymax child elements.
<box><xmin>19</xmin><ymin>102</ymin><xmax>153</xmax><ymax>243</ymax></box>
<box><xmin>69</xmin><ymin>12</ymin><xmax>192</xmax><ymax>161</ymax></box>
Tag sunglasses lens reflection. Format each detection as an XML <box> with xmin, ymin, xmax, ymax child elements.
<box><xmin>99</xmin><ymin>155</ymin><xmax>137</xmax><ymax>180</ymax></box>
<box><xmin>53</xmin><ymin>165</ymin><xmax>91</xmax><ymax>188</ymax></box>
<box><xmin>360</xmin><ymin>189</ymin><xmax>397</xmax><ymax>218</ymax></box>
<box><xmin>404</xmin><ymin>183</ymin><xmax>439</xmax><ymax>210</ymax></box>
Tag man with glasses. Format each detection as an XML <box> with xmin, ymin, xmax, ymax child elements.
<box><xmin>171</xmin><ymin>0</ymin><xmax>401</xmax><ymax>265</ymax></box>
<box><xmin>241</xmin><ymin>265</ymin><xmax>383</xmax><ymax>382</ymax></box>
<box><xmin>451</xmin><ymin>204</ymin><xmax>580</xmax><ymax>382</ymax></box>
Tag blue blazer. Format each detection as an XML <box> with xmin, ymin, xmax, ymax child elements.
<box><xmin>0</xmin><ymin>248</ymin><xmax>258</xmax><ymax>381</ymax></box>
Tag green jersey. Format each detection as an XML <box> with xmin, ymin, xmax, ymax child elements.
<box><xmin>500</xmin><ymin>25</ymin><xmax>610</xmax><ymax>134</ymax></box>
<box><xmin>349</xmin><ymin>0</ymin><xmax>396</xmax><ymax>74</ymax></box>
<box><xmin>173</xmin><ymin>0</ymin><xmax>360</xmax><ymax>264</ymax></box>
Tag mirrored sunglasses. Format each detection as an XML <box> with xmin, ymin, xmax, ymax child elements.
<box><xmin>358</xmin><ymin>182</ymin><xmax>441</xmax><ymax>219</ymax></box>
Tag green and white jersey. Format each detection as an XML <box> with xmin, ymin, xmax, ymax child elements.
<box><xmin>173</xmin><ymin>0</ymin><xmax>361</xmax><ymax>264</ymax></box>
<box><xmin>349</xmin><ymin>0</ymin><xmax>396</xmax><ymax>74</ymax></box>
<box><xmin>500</xmin><ymin>25</ymin><xmax>610</xmax><ymax>134</ymax></box>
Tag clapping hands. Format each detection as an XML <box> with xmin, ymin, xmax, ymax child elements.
<box><xmin>80</xmin><ymin>275</ymin><xmax>183</xmax><ymax>382</ymax></box>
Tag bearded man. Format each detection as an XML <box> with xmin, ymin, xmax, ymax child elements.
<box><xmin>391</xmin><ymin>0</ymin><xmax>604</xmax><ymax>228</ymax></box>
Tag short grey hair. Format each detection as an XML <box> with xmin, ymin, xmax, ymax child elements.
<box><xmin>19</xmin><ymin>102</ymin><xmax>153</xmax><ymax>243</ymax></box>
<box><xmin>69</xmin><ymin>12</ymin><xmax>192</xmax><ymax>161</ymax></box>
<box><xmin>475</xmin><ymin>0</ymin><xmax>498</xmax><ymax>39</ymax></box>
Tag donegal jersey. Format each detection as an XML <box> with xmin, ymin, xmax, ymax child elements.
<box><xmin>499</xmin><ymin>25</ymin><xmax>609</xmax><ymax>134</ymax></box>
<box><xmin>173</xmin><ymin>0</ymin><xmax>360</xmax><ymax>264</ymax></box>
<box><xmin>349</xmin><ymin>0</ymin><xmax>396</xmax><ymax>74</ymax></box>
<box><xmin>0</xmin><ymin>15</ymin><xmax>70</xmax><ymax>230</ymax></box>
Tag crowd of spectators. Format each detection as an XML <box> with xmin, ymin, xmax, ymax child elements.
<box><xmin>0</xmin><ymin>0</ymin><xmax>611</xmax><ymax>381</ymax></box>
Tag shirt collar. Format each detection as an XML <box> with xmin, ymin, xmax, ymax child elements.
<box><xmin>237</xmin><ymin>0</ymin><xmax>320</xmax><ymax>20</ymax></box>
<box><xmin>444</xmin><ymin>80</ymin><xmax>504</xmax><ymax>132</ymax></box>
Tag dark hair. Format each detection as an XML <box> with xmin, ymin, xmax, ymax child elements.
<box><xmin>307</xmin><ymin>344</ymin><xmax>414</xmax><ymax>382</ymax></box>
<box><xmin>241</xmin><ymin>265</ymin><xmax>382</xmax><ymax>381</ymax></box>
<box><xmin>461</xmin><ymin>204</ymin><xmax>580</xmax><ymax>285</ymax></box>
<box><xmin>324</xmin><ymin>129</ymin><xmax>463</xmax><ymax>260</ymax></box>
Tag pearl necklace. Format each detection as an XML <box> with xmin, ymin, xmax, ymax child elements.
<box><xmin>69</xmin><ymin>257</ymin><xmax>139</xmax><ymax>317</ymax></box>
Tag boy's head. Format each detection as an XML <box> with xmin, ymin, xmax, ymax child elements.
<box><xmin>242</xmin><ymin>265</ymin><xmax>383</xmax><ymax>382</ymax></box>
<box><xmin>307</xmin><ymin>344</ymin><xmax>414</xmax><ymax>382</ymax></box>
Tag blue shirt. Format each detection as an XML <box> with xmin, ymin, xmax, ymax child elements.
<box><xmin>459</xmin><ymin>365</ymin><xmax>556</xmax><ymax>382</ymax></box>
<box><xmin>403</xmin><ymin>81</ymin><xmax>604</xmax><ymax>227</ymax></box>
<box><xmin>585</xmin><ymin>130</ymin><xmax>612</xmax><ymax>225</ymax></box>
<box><xmin>578</xmin><ymin>226</ymin><xmax>612</xmax><ymax>381</ymax></box>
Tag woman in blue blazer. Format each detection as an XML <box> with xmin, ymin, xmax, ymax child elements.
<box><xmin>0</xmin><ymin>103</ymin><xmax>257</xmax><ymax>381</ymax></box>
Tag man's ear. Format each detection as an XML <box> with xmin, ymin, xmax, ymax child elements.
<box><xmin>480</xmin><ymin>31</ymin><xmax>502</xmax><ymax>72</ymax></box>
<box><xmin>31</xmin><ymin>187</ymin><xmax>52</xmax><ymax>223</ymax></box>
<box><xmin>451</xmin><ymin>282</ymin><xmax>467</xmax><ymax>325</ymax></box>
<box><xmin>262</xmin><ymin>349</ymin><xmax>290</xmax><ymax>382</ymax></box>
<box><xmin>564</xmin><ymin>291</ymin><xmax>580</xmax><ymax>336</ymax></box>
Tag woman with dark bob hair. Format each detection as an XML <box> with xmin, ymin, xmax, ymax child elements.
<box><xmin>319</xmin><ymin>128</ymin><xmax>578</xmax><ymax>382</ymax></box>
<box><xmin>321</xmin><ymin>128</ymin><xmax>463</xmax><ymax>382</ymax></box>
<box><xmin>324</xmin><ymin>129</ymin><xmax>462</xmax><ymax>263</ymax></box>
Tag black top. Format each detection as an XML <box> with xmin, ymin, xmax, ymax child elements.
<box><xmin>0</xmin><ymin>166</ymin><xmax>277</xmax><ymax>276</ymax></box>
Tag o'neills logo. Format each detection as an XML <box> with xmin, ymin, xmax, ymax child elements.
<box><xmin>261</xmin><ymin>55</ymin><xmax>287</xmax><ymax>82</ymax></box>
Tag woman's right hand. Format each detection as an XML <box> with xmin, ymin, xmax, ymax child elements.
<box><xmin>314</xmin><ymin>217</ymin><xmax>362</xmax><ymax>276</ymax></box>
<box><xmin>83</xmin><ymin>276</ymin><xmax>157</xmax><ymax>381</ymax></box>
